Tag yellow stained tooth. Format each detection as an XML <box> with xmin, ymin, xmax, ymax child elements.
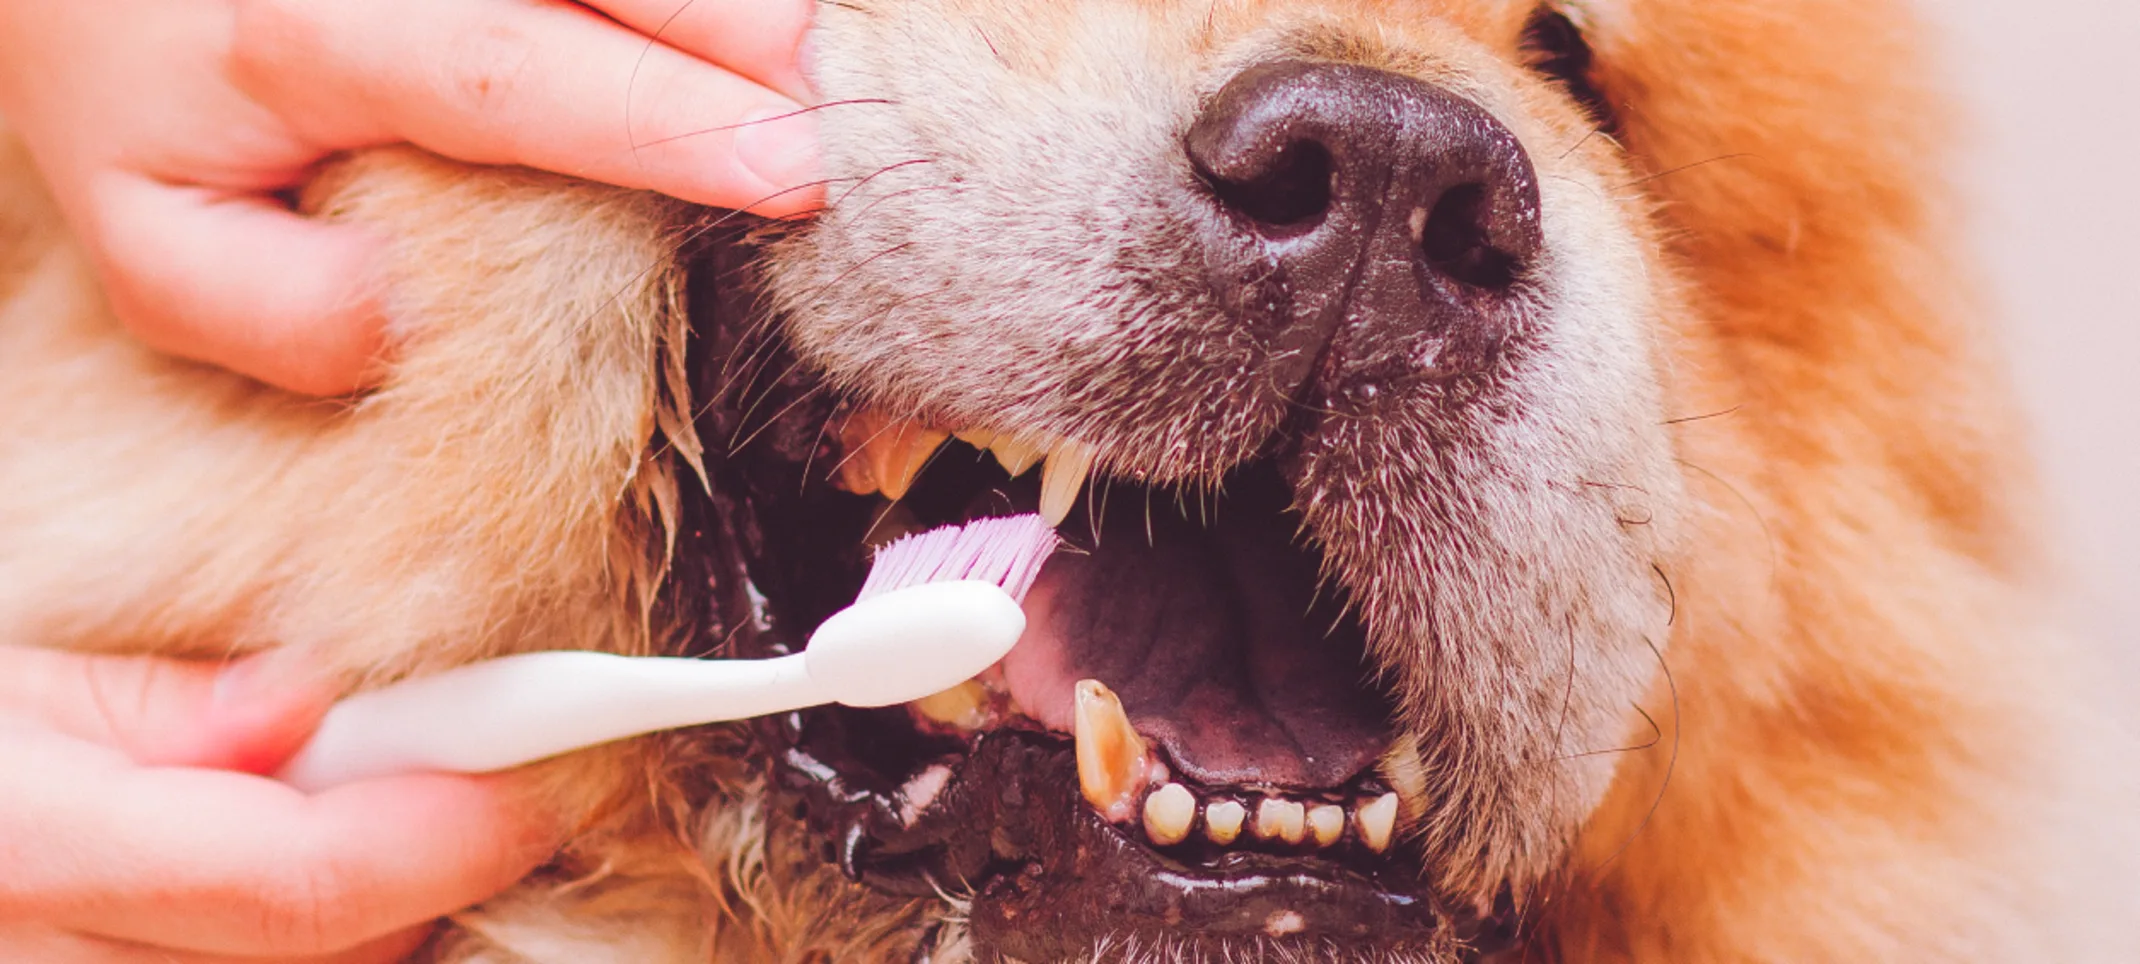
<box><xmin>1038</xmin><ymin>441</ymin><xmax>1095</xmax><ymax>525</ymax></box>
<box><xmin>1378</xmin><ymin>733</ymin><xmax>1433</xmax><ymax>823</ymax></box>
<box><xmin>1254</xmin><ymin>798</ymin><xmax>1307</xmax><ymax>845</ymax></box>
<box><xmin>833</xmin><ymin>410</ymin><xmax>948</xmax><ymax>501</ymax></box>
<box><xmin>990</xmin><ymin>435</ymin><xmax>1045</xmax><ymax>477</ymax></box>
<box><xmin>1143</xmin><ymin>783</ymin><xmax>1196</xmax><ymax>846</ymax></box>
<box><xmin>1307</xmin><ymin>804</ymin><xmax>1345</xmax><ymax>848</ymax></box>
<box><xmin>1204</xmin><ymin>800</ymin><xmax>1246</xmax><ymax>845</ymax></box>
<box><xmin>911</xmin><ymin>680</ymin><xmax>992</xmax><ymax>731</ymax></box>
<box><xmin>954</xmin><ymin>428</ymin><xmax>997</xmax><ymax>450</ymax></box>
<box><xmin>1074</xmin><ymin>679</ymin><xmax>1150</xmax><ymax>823</ymax></box>
<box><xmin>874</xmin><ymin>422</ymin><xmax>949</xmax><ymax>502</ymax></box>
<box><xmin>1355</xmin><ymin>792</ymin><xmax>1399</xmax><ymax>854</ymax></box>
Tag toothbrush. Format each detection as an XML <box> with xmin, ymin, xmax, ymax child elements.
<box><xmin>277</xmin><ymin>514</ymin><xmax>1059</xmax><ymax>792</ymax></box>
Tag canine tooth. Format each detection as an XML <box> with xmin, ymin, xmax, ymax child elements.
<box><xmin>911</xmin><ymin>679</ymin><xmax>991</xmax><ymax>731</ymax></box>
<box><xmin>1254</xmin><ymin>798</ymin><xmax>1307</xmax><ymax>845</ymax></box>
<box><xmin>1204</xmin><ymin>800</ymin><xmax>1246</xmax><ymax>845</ymax></box>
<box><xmin>833</xmin><ymin>411</ymin><xmax>947</xmax><ymax>500</ymax></box>
<box><xmin>1378</xmin><ymin>734</ymin><xmax>1433</xmax><ymax>824</ymax></box>
<box><xmin>834</xmin><ymin>409</ymin><xmax>890</xmax><ymax>495</ymax></box>
<box><xmin>1038</xmin><ymin>441</ymin><xmax>1095</xmax><ymax>525</ymax></box>
<box><xmin>875</xmin><ymin>422</ymin><xmax>949</xmax><ymax>502</ymax></box>
<box><xmin>990</xmin><ymin>435</ymin><xmax>1045</xmax><ymax>477</ymax></box>
<box><xmin>1074</xmin><ymin>679</ymin><xmax>1150</xmax><ymax>823</ymax></box>
<box><xmin>953</xmin><ymin>428</ymin><xmax>997</xmax><ymax>450</ymax></box>
<box><xmin>1355</xmin><ymin>792</ymin><xmax>1399</xmax><ymax>854</ymax></box>
<box><xmin>1307</xmin><ymin>804</ymin><xmax>1345</xmax><ymax>847</ymax></box>
<box><xmin>1143</xmin><ymin>783</ymin><xmax>1196</xmax><ymax>846</ymax></box>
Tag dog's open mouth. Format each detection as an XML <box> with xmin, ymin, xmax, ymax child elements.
<box><xmin>674</xmin><ymin>240</ymin><xmax>1507</xmax><ymax>958</ymax></box>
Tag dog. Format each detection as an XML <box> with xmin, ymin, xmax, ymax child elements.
<box><xmin>1</xmin><ymin>0</ymin><xmax>2133</xmax><ymax>961</ymax></box>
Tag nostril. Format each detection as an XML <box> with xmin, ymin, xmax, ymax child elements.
<box><xmin>1197</xmin><ymin>140</ymin><xmax>1333</xmax><ymax>237</ymax></box>
<box><xmin>1417</xmin><ymin>183</ymin><xmax>1522</xmax><ymax>291</ymax></box>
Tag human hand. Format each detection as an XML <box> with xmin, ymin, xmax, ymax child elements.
<box><xmin>0</xmin><ymin>648</ymin><xmax>566</xmax><ymax>962</ymax></box>
<box><xmin>0</xmin><ymin>0</ymin><xmax>820</xmax><ymax>396</ymax></box>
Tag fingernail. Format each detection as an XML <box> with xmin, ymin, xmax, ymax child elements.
<box><xmin>734</xmin><ymin>108</ymin><xmax>822</xmax><ymax>196</ymax></box>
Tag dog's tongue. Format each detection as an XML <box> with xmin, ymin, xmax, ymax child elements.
<box><xmin>998</xmin><ymin>471</ymin><xmax>1392</xmax><ymax>789</ymax></box>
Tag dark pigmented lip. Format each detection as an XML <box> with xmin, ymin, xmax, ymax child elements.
<box><xmin>774</xmin><ymin>720</ymin><xmax>1498</xmax><ymax>958</ymax></box>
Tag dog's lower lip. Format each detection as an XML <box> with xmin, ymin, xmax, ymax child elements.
<box><xmin>777</xmin><ymin>724</ymin><xmax>1489</xmax><ymax>954</ymax></box>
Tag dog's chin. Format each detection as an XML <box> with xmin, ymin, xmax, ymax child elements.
<box><xmin>664</xmin><ymin>233</ymin><xmax>1521</xmax><ymax>961</ymax></box>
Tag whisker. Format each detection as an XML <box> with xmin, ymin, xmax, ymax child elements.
<box><xmin>1584</xmin><ymin>633</ymin><xmax>1680</xmax><ymax>875</ymax></box>
<box><xmin>630</xmin><ymin>99</ymin><xmax>897</xmax><ymax>153</ymax></box>
<box><xmin>829</xmin><ymin>158</ymin><xmax>937</xmax><ymax>210</ymax></box>
<box><xmin>1554</xmin><ymin>700</ymin><xmax>1664</xmax><ymax>763</ymax></box>
<box><xmin>1626</xmin><ymin>152</ymin><xmax>1758</xmax><ymax>187</ymax></box>
<box><xmin>1662</xmin><ymin>404</ymin><xmax>1743</xmax><ymax>426</ymax></box>
<box><xmin>1558</xmin><ymin>122</ymin><xmax>1607</xmax><ymax>160</ymax></box>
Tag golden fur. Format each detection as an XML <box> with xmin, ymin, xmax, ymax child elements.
<box><xmin>1</xmin><ymin>0</ymin><xmax>2134</xmax><ymax>961</ymax></box>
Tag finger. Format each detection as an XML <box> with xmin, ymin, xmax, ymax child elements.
<box><xmin>5</xmin><ymin>922</ymin><xmax>431</xmax><ymax>963</ymax></box>
<box><xmin>585</xmin><ymin>0</ymin><xmax>815</xmax><ymax>101</ymax></box>
<box><xmin>3</xmin><ymin>744</ymin><xmax>558</xmax><ymax>958</ymax></box>
<box><xmin>82</xmin><ymin>175</ymin><xmax>388</xmax><ymax>397</ymax></box>
<box><xmin>0</xmin><ymin>648</ymin><xmax>332</xmax><ymax>773</ymax></box>
<box><xmin>233</xmin><ymin>0</ymin><xmax>824</xmax><ymax>216</ymax></box>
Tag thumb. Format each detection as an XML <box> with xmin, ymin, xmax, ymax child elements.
<box><xmin>0</xmin><ymin>647</ymin><xmax>338</xmax><ymax>774</ymax></box>
<box><xmin>83</xmin><ymin>173</ymin><xmax>389</xmax><ymax>397</ymax></box>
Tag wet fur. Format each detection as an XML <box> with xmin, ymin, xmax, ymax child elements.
<box><xmin>0</xmin><ymin>0</ymin><xmax>2133</xmax><ymax>961</ymax></box>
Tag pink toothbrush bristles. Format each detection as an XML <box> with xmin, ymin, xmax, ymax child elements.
<box><xmin>857</xmin><ymin>514</ymin><xmax>1061</xmax><ymax>603</ymax></box>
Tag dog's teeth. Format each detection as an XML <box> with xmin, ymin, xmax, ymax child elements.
<box><xmin>953</xmin><ymin>428</ymin><xmax>997</xmax><ymax>451</ymax></box>
<box><xmin>1074</xmin><ymin>679</ymin><xmax>1150</xmax><ymax>823</ymax></box>
<box><xmin>1377</xmin><ymin>733</ymin><xmax>1432</xmax><ymax>824</ymax></box>
<box><xmin>990</xmin><ymin>435</ymin><xmax>1045</xmax><ymax>477</ymax></box>
<box><xmin>1254</xmin><ymin>798</ymin><xmax>1307</xmax><ymax>845</ymax></box>
<box><xmin>1355</xmin><ymin>792</ymin><xmax>1398</xmax><ymax>854</ymax></box>
<box><xmin>1038</xmin><ymin>441</ymin><xmax>1095</xmax><ymax>525</ymax></box>
<box><xmin>911</xmin><ymin>679</ymin><xmax>991</xmax><ymax>731</ymax></box>
<box><xmin>1203</xmin><ymin>800</ymin><xmax>1246</xmax><ymax>845</ymax></box>
<box><xmin>875</xmin><ymin>422</ymin><xmax>949</xmax><ymax>501</ymax></box>
<box><xmin>1307</xmin><ymin>804</ymin><xmax>1345</xmax><ymax>848</ymax></box>
<box><xmin>1143</xmin><ymin>783</ymin><xmax>1196</xmax><ymax>846</ymax></box>
<box><xmin>833</xmin><ymin>412</ymin><xmax>947</xmax><ymax>500</ymax></box>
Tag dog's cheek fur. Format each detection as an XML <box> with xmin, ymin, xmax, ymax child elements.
<box><xmin>0</xmin><ymin>140</ymin><xmax>739</xmax><ymax>959</ymax></box>
<box><xmin>1296</xmin><ymin>149</ymin><xmax>1683</xmax><ymax>907</ymax></box>
<box><xmin>0</xmin><ymin>147</ymin><xmax>689</xmax><ymax>682</ymax></box>
<box><xmin>1532</xmin><ymin>0</ymin><xmax>2139</xmax><ymax>959</ymax></box>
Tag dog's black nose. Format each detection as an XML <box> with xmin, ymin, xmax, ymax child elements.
<box><xmin>1185</xmin><ymin>61</ymin><xmax>1543</xmax><ymax>400</ymax></box>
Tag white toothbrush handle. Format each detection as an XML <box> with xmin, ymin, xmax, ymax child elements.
<box><xmin>277</xmin><ymin>651</ymin><xmax>817</xmax><ymax>792</ymax></box>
